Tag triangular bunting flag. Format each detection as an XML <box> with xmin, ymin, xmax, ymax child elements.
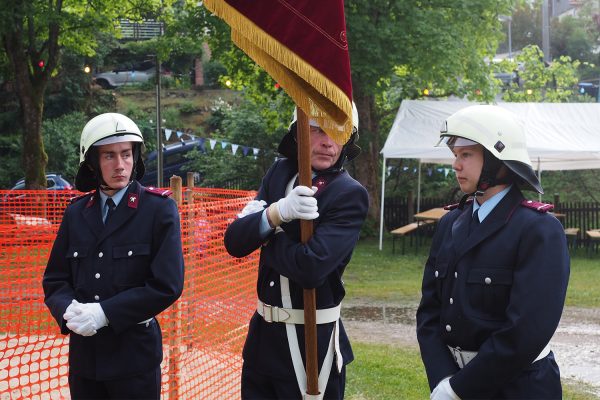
<box><xmin>232</xmin><ymin>144</ymin><xmax>239</xmax><ymax>155</ymax></box>
<box><xmin>209</xmin><ymin>139</ymin><xmax>217</xmax><ymax>150</ymax></box>
<box><xmin>221</xmin><ymin>141</ymin><xmax>229</xmax><ymax>149</ymax></box>
<box><xmin>165</xmin><ymin>129</ymin><xmax>172</xmax><ymax>141</ymax></box>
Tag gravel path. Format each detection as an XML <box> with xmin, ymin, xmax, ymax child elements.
<box><xmin>342</xmin><ymin>303</ymin><xmax>600</xmax><ymax>397</ymax></box>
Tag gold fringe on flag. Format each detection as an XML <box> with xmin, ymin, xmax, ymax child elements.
<box><xmin>204</xmin><ymin>0</ymin><xmax>354</xmax><ymax>145</ymax></box>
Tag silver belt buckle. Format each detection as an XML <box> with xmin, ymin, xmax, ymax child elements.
<box><xmin>450</xmin><ymin>346</ymin><xmax>466</xmax><ymax>368</ymax></box>
<box><xmin>262</xmin><ymin>303</ymin><xmax>275</xmax><ymax>323</ymax></box>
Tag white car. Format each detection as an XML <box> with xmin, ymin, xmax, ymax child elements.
<box><xmin>93</xmin><ymin>60</ymin><xmax>157</xmax><ymax>89</ymax></box>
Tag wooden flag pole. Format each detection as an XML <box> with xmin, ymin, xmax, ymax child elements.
<box><xmin>297</xmin><ymin>108</ymin><xmax>319</xmax><ymax>395</ymax></box>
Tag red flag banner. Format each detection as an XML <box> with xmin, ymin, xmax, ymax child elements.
<box><xmin>204</xmin><ymin>0</ymin><xmax>354</xmax><ymax>144</ymax></box>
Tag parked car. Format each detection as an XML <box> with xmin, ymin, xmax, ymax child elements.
<box><xmin>93</xmin><ymin>60</ymin><xmax>171</xmax><ymax>89</ymax></box>
<box><xmin>140</xmin><ymin>139</ymin><xmax>204</xmax><ymax>187</ymax></box>
<box><xmin>9</xmin><ymin>173</ymin><xmax>73</xmax><ymax>191</ymax></box>
<box><xmin>2</xmin><ymin>173</ymin><xmax>74</xmax><ymax>222</ymax></box>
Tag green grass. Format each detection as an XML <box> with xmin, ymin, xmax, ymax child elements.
<box><xmin>343</xmin><ymin>237</ymin><xmax>600</xmax><ymax>399</ymax></box>
<box><xmin>347</xmin><ymin>237</ymin><xmax>600</xmax><ymax>308</ymax></box>
<box><xmin>346</xmin><ymin>344</ymin><xmax>429</xmax><ymax>400</ymax></box>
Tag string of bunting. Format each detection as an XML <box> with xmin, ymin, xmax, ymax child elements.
<box><xmin>163</xmin><ymin>128</ymin><xmax>269</xmax><ymax>158</ymax></box>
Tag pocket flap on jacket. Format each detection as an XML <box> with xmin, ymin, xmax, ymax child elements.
<box><xmin>467</xmin><ymin>268</ymin><xmax>513</xmax><ymax>285</ymax></box>
<box><xmin>113</xmin><ymin>244</ymin><xmax>151</xmax><ymax>258</ymax></box>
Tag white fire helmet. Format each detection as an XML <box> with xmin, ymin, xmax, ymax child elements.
<box><xmin>75</xmin><ymin>113</ymin><xmax>145</xmax><ymax>191</ymax></box>
<box><xmin>438</xmin><ymin>105</ymin><xmax>542</xmax><ymax>193</ymax></box>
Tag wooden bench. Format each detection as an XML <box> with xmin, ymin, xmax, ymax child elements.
<box><xmin>564</xmin><ymin>228</ymin><xmax>579</xmax><ymax>252</ymax></box>
<box><xmin>391</xmin><ymin>220</ymin><xmax>435</xmax><ymax>255</ymax></box>
<box><xmin>586</xmin><ymin>229</ymin><xmax>600</xmax><ymax>257</ymax></box>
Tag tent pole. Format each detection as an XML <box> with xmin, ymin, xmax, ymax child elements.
<box><xmin>417</xmin><ymin>160</ymin><xmax>422</xmax><ymax>213</ymax></box>
<box><xmin>537</xmin><ymin>157</ymin><xmax>542</xmax><ymax>202</ymax></box>
<box><xmin>379</xmin><ymin>157</ymin><xmax>387</xmax><ymax>251</ymax></box>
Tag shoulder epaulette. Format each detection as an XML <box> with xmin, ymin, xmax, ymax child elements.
<box><xmin>145</xmin><ymin>187</ymin><xmax>173</xmax><ymax>198</ymax></box>
<box><xmin>521</xmin><ymin>199</ymin><xmax>553</xmax><ymax>213</ymax></box>
<box><xmin>444</xmin><ymin>198</ymin><xmax>473</xmax><ymax>211</ymax></box>
<box><xmin>69</xmin><ymin>191</ymin><xmax>94</xmax><ymax>204</ymax></box>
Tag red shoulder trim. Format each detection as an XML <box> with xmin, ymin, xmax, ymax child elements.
<box><xmin>444</xmin><ymin>198</ymin><xmax>473</xmax><ymax>210</ymax></box>
<box><xmin>521</xmin><ymin>199</ymin><xmax>554</xmax><ymax>213</ymax></box>
<box><xmin>145</xmin><ymin>187</ymin><xmax>173</xmax><ymax>198</ymax></box>
<box><xmin>70</xmin><ymin>191</ymin><xmax>94</xmax><ymax>205</ymax></box>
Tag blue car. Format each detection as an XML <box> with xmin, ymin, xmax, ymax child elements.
<box><xmin>10</xmin><ymin>173</ymin><xmax>73</xmax><ymax>191</ymax></box>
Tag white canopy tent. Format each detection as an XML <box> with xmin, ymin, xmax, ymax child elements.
<box><xmin>379</xmin><ymin>100</ymin><xmax>600</xmax><ymax>250</ymax></box>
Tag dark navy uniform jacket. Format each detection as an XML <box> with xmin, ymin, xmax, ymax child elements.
<box><xmin>416</xmin><ymin>186</ymin><xmax>570</xmax><ymax>399</ymax></box>
<box><xmin>224</xmin><ymin>158</ymin><xmax>368</xmax><ymax>379</ymax></box>
<box><xmin>43</xmin><ymin>180</ymin><xmax>184</xmax><ymax>380</ymax></box>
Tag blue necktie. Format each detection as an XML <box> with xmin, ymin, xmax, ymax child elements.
<box><xmin>104</xmin><ymin>198</ymin><xmax>116</xmax><ymax>224</ymax></box>
<box><xmin>469</xmin><ymin>209</ymin><xmax>480</xmax><ymax>235</ymax></box>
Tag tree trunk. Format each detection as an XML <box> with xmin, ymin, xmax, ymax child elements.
<box><xmin>20</xmin><ymin>93</ymin><xmax>47</xmax><ymax>190</ymax></box>
<box><xmin>352</xmin><ymin>94</ymin><xmax>381</xmax><ymax>225</ymax></box>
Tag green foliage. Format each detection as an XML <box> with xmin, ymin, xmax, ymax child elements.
<box><xmin>186</xmin><ymin>95</ymin><xmax>290</xmax><ymax>189</ymax></box>
<box><xmin>498</xmin><ymin>45</ymin><xmax>587</xmax><ymax>102</ymax></box>
<box><xmin>0</xmin><ymin>132</ymin><xmax>23</xmax><ymax>188</ymax></box>
<box><xmin>203</xmin><ymin>60</ymin><xmax>227</xmax><ymax>88</ymax></box>
<box><xmin>42</xmin><ymin>112</ymin><xmax>86</xmax><ymax>183</ymax></box>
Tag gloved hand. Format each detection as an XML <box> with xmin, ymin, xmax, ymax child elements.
<box><xmin>267</xmin><ymin>186</ymin><xmax>318</xmax><ymax>227</ymax></box>
<box><xmin>431</xmin><ymin>377</ymin><xmax>460</xmax><ymax>400</ymax></box>
<box><xmin>65</xmin><ymin>301</ymin><xmax>108</xmax><ymax>337</ymax></box>
<box><xmin>63</xmin><ymin>300</ymin><xmax>80</xmax><ymax>320</ymax></box>
<box><xmin>237</xmin><ymin>199</ymin><xmax>267</xmax><ymax>218</ymax></box>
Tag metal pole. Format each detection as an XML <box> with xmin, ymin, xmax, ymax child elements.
<box><xmin>379</xmin><ymin>157</ymin><xmax>387</xmax><ymax>251</ymax></box>
<box><xmin>542</xmin><ymin>0</ymin><xmax>551</xmax><ymax>63</ymax></box>
<box><xmin>508</xmin><ymin>18</ymin><xmax>512</xmax><ymax>60</ymax></box>
<box><xmin>156</xmin><ymin>56</ymin><xmax>163</xmax><ymax>187</ymax></box>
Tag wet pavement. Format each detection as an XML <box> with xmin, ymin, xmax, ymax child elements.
<box><xmin>342</xmin><ymin>303</ymin><xmax>600</xmax><ymax>397</ymax></box>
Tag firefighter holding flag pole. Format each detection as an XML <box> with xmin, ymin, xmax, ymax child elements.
<box><xmin>204</xmin><ymin>1</ymin><xmax>367</xmax><ymax>398</ymax></box>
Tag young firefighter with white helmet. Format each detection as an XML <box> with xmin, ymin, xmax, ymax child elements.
<box><xmin>416</xmin><ymin>105</ymin><xmax>570</xmax><ymax>399</ymax></box>
<box><xmin>224</xmin><ymin>104</ymin><xmax>368</xmax><ymax>399</ymax></box>
<box><xmin>43</xmin><ymin>113</ymin><xmax>184</xmax><ymax>399</ymax></box>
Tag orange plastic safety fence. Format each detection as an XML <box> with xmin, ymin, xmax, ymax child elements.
<box><xmin>0</xmin><ymin>188</ymin><xmax>259</xmax><ymax>399</ymax></box>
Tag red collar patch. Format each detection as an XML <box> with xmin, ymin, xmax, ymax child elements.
<box><xmin>127</xmin><ymin>193</ymin><xmax>139</xmax><ymax>209</ymax></box>
<box><xmin>521</xmin><ymin>199</ymin><xmax>554</xmax><ymax>213</ymax></box>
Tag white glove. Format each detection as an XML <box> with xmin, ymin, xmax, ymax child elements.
<box><xmin>65</xmin><ymin>301</ymin><xmax>108</xmax><ymax>337</ymax></box>
<box><xmin>238</xmin><ymin>199</ymin><xmax>267</xmax><ymax>218</ymax></box>
<box><xmin>431</xmin><ymin>377</ymin><xmax>460</xmax><ymax>400</ymax></box>
<box><xmin>63</xmin><ymin>300</ymin><xmax>80</xmax><ymax>320</ymax></box>
<box><xmin>267</xmin><ymin>186</ymin><xmax>318</xmax><ymax>227</ymax></box>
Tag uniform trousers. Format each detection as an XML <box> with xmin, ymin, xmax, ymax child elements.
<box><xmin>68</xmin><ymin>366</ymin><xmax>161</xmax><ymax>400</ymax></box>
<box><xmin>241</xmin><ymin>363</ymin><xmax>346</xmax><ymax>400</ymax></box>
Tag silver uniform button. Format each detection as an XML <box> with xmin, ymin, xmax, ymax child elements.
<box><xmin>454</xmin><ymin>272</ymin><xmax>458</xmax><ymax>278</ymax></box>
<box><xmin>435</xmin><ymin>270</ymin><xmax>439</xmax><ymax>278</ymax></box>
<box><xmin>98</xmin><ymin>252</ymin><xmax>103</xmax><ymax>258</ymax></box>
<box><xmin>446</xmin><ymin>324</ymin><xmax>452</xmax><ymax>332</ymax></box>
<box><xmin>95</xmin><ymin>273</ymin><xmax>100</xmax><ymax>279</ymax></box>
<box><xmin>269</xmin><ymin>281</ymin><xmax>275</xmax><ymax>287</ymax></box>
<box><xmin>94</xmin><ymin>295</ymin><xmax>100</xmax><ymax>300</ymax></box>
<box><xmin>73</xmin><ymin>251</ymin><xmax>78</xmax><ymax>257</ymax></box>
<box><xmin>128</xmin><ymin>250</ymin><xmax>133</xmax><ymax>256</ymax></box>
<box><xmin>485</xmin><ymin>277</ymin><xmax>492</xmax><ymax>284</ymax></box>
<box><xmin>449</xmin><ymin>297</ymin><xmax>454</xmax><ymax>304</ymax></box>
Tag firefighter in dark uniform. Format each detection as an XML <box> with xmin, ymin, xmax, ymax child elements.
<box><xmin>416</xmin><ymin>105</ymin><xmax>570</xmax><ymax>399</ymax></box>
<box><xmin>42</xmin><ymin>113</ymin><xmax>184</xmax><ymax>399</ymax></box>
<box><xmin>224</xmin><ymin>105</ymin><xmax>368</xmax><ymax>399</ymax></box>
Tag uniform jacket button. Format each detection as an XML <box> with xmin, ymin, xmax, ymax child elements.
<box><xmin>73</xmin><ymin>251</ymin><xmax>78</xmax><ymax>257</ymax></box>
<box><xmin>94</xmin><ymin>295</ymin><xmax>100</xmax><ymax>301</ymax></box>
<box><xmin>445</xmin><ymin>324</ymin><xmax>452</xmax><ymax>332</ymax></box>
<box><xmin>128</xmin><ymin>250</ymin><xmax>133</xmax><ymax>256</ymax></box>
<box><xmin>434</xmin><ymin>270</ymin><xmax>439</xmax><ymax>278</ymax></box>
<box><xmin>485</xmin><ymin>277</ymin><xmax>492</xmax><ymax>284</ymax></box>
<box><xmin>449</xmin><ymin>297</ymin><xmax>454</xmax><ymax>304</ymax></box>
<box><xmin>98</xmin><ymin>252</ymin><xmax>103</xmax><ymax>258</ymax></box>
<box><xmin>95</xmin><ymin>273</ymin><xmax>101</xmax><ymax>279</ymax></box>
<box><xmin>454</xmin><ymin>272</ymin><xmax>458</xmax><ymax>278</ymax></box>
<box><xmin>269</xmin><ymin>281</ymin><xmax>275</xmax><ymax>287</ymax></box>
